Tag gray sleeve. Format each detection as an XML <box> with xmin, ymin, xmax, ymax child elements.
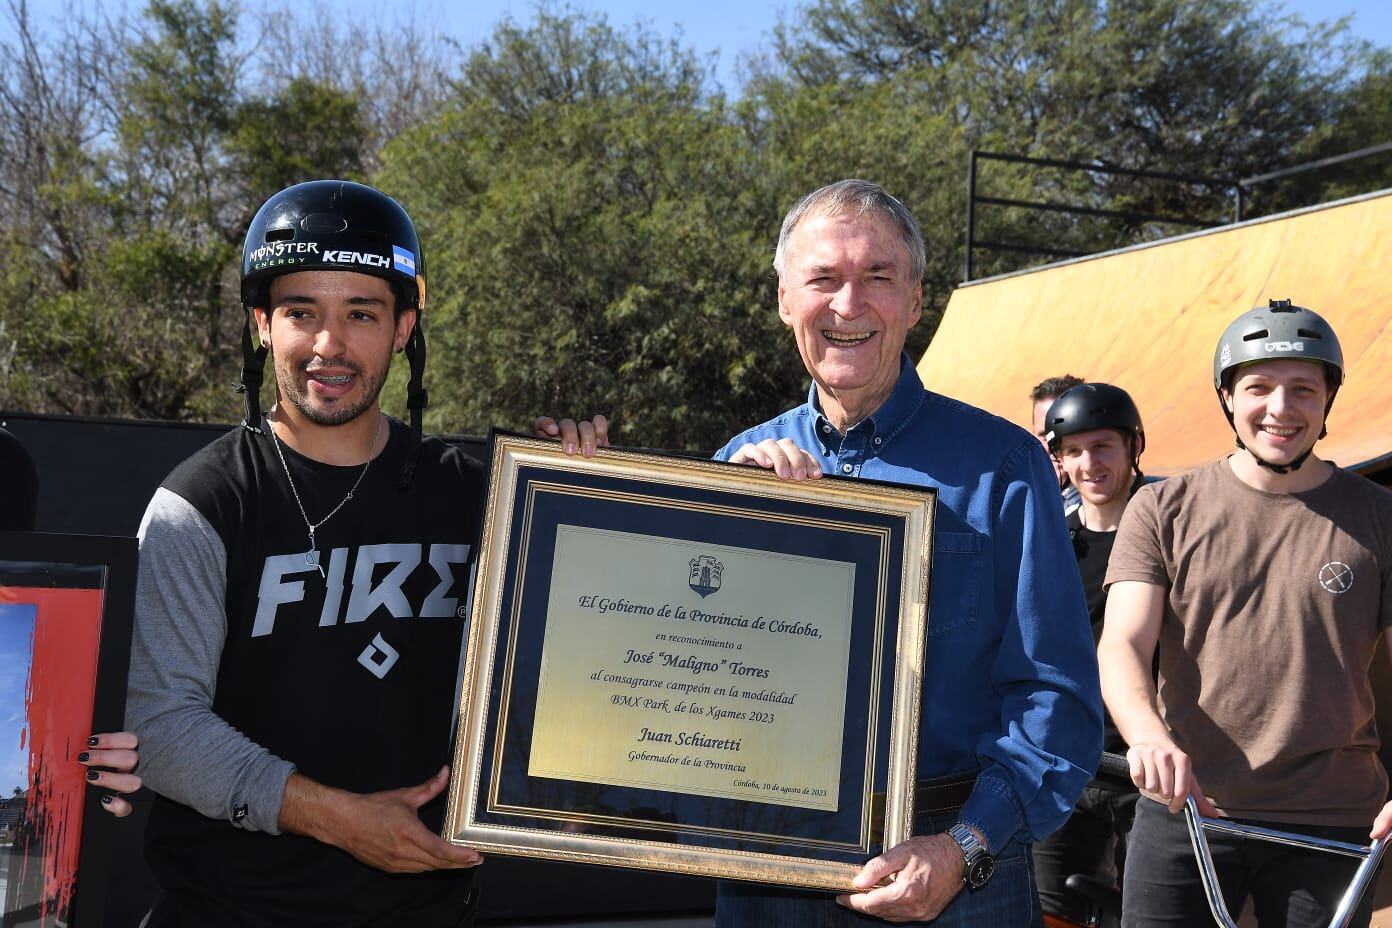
<box><xmin>125</xmin><ymin>487</ymin><xmax>294</xmax><ymax>834</ymax></box>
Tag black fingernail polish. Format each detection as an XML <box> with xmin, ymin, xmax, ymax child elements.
<box><xmin>87</xmin><ymin>770</ymin><xmax>99</xmax><ymax>781</ymax></box>
<box><xmin>87</xmin><ymin>736</ymin><xmax>99</xmax><ymax>747</ymax></box>
<box><xmin>77</xmin><ymin>752</ymin><xmax>90</xmax><ymax>762</ymax></box>
<box><xmin>101</xmin><ymin>794</ymin><xmax>114</xmax><ymax>805</ymax></box>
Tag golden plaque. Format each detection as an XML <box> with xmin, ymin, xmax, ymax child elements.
<box><xmin>445</xmin><ymin>435</ymin><xmax>934</xmax><ymax>890</ymax></box>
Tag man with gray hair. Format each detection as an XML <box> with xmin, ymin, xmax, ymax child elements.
<box><xmin>715</xmin><ymin>179</ymin><xmax>1101</xmax><ymax>925</ymax></box>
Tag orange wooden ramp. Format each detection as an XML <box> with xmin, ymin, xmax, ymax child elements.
<box><xmin>916</xmin><ymin>189</ymin><xmax>1392</xmax><ymax>476</ymax></box>
<box><xmin>921</xmin><ymin>190</ymin><xmax>1392</xmax><ymax>922</ymax></box>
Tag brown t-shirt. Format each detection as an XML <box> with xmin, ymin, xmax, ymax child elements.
<box><xmin>1106</xmin><ymin>457</ymin><xmax>1392</xmax><ymax>826</ymax></box>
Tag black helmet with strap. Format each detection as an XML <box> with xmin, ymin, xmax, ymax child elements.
<box><xmin>237</xmin><ymin>180</ymin><xmax>429</xmax><ymax>486</ymax></box>
<box><xmin>1044</xmin><ymin>382</ymin><xmax>1146</xmax><ymax>479</ymax></box>
<box><xmin>1212</xmin><ymin>299</ymin><xmax>1343</xmax><ymax>474</ymax></box>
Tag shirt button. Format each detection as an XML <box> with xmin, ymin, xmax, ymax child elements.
<box><xmin>873</xmin><ymin>437</ymin><xmax>882</xmax><ymax>445</ymax></box>
<box><xmin>821</xmin><ymin>424</ymin><xmax>832</xmax><ymax>434</ymax></box>
<box><xmin>842</xmin><ymin>463</ymin><xmax>853</xmax><ymax>474</ymax></box>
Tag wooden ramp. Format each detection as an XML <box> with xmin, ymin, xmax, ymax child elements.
<box><xmin>922</xmin><ymin>192</ymin><xmax>1392</xmax><ymax>921</ymax></box>
<box><xmin>917</xmin><ymin>189</ymin><xmax>1392</xmax><ymax>475</ymax></box>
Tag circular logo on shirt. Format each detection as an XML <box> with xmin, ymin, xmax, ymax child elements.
<box><xmin>1318</xmin><ymin>561</ymin><xmax>1354</xmax><ymax>594</ymax></box>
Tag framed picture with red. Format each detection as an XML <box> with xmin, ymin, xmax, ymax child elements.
<box><xmin>0</xmin><ymin>531</ymin><xmax>136</xmax><ymax>928</ymax></box>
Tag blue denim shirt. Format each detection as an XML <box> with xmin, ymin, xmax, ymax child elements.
<box><xmin>715</xmin><ymin>356</ymin><xmax>1102</xmax><ymax>853</ymax></box>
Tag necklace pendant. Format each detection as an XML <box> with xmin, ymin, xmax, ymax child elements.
<box><xmin>306</xmin><ymin>532</ymin><xmax>325</xmax><ymax>578</ymax></box>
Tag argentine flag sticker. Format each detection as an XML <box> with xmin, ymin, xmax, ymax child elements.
<box><xmin>392</xmin><ymin>245</ymin><xmax>416</xmax><ymax>276</ymax></box>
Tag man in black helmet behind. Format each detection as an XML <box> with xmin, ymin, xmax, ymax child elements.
<box><xmin>1099</xmin><ymin>301</ymin><xmax>1392</xmax><ymax>927</ymax></box>
<box><xmin>126</xmin><ymin>180</ymin><xmax>487</xmax><ymax>926</ymax></box>
<box><xmin>1032</xmin><ymin>382</ymin><xmax>1148</xmax><ymax>926</ymax></box>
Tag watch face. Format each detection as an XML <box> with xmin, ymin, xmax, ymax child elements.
<box><xmin>966</xmin><ymin>855</ymin><xmax>995</xmax><ymax>890</ymax></box>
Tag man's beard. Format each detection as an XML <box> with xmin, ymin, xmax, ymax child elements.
<box><xmin>276</xmin><ymin>354</ymin><xmax>388</xmax><ymax>426</ymax></box>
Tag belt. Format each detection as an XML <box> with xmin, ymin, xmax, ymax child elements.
<box><xmin>915</xmin><ymin>770</ymin><xmax>978</xmax><ymax>815</ymax></box>
<box><xmin>870</xmin><ymin>770</ymin><xmax>979</xmax><ymax>832</ymax></box>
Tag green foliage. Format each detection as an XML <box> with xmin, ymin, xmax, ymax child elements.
<box><xmin>379</xmin><ymin>11</ymin><xmax>799</xmax><ymax>448</ymax></box>
<box><xmin>770</xmin><ymin>0</ymin><xmax>1360</xmax><ymax>267</ymax></box>
<box><xmin>5</xmin><ymin>0</ymin><xmax>1392</xmax><ymax>441</ymax></box>
<box><xmin>230</xmin><ymin>78</ymin><xmax>366</xmax><ymax>195</ymax></box>
<box><xmin>0</xmin><ymin>0</ymin><xmax>365</xmax><ymax>419</ymax></box>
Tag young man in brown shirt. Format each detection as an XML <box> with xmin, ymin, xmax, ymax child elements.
<box><xmin>1098</xmin><ymin>301</ymin><xmax>1392</xmax><ymax>927</ymax></box>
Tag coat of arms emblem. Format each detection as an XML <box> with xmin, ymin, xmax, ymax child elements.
<box><xmin>688</xmin><ymin>555</ymin><xmax>723</xmax><ymax>598</ymax></box>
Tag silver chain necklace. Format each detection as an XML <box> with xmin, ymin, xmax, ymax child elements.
<box><xmin>268</xmin><ymin>411</ymin><xmax>384</xmax><ymax>578</ymax></box>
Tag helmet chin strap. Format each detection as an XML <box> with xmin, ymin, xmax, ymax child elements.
<box><xmin>1232</xmin><ymin>434</ymin><xmax>1315</xmax><ymax>474</ymax></box>
<box><xmin>236</xmin><ymin>305</ymin><xmax>268</xmax><ymax>434</ymax></box>
<box><xmin>1220</xmin><ymin>389</ymin><xmax>1330</xmax><ymax>475</ymax></box>
<box><xmin>398</xmin><ymin>320</ymin><xmax>428</xmax><ymax>489</ymax></box>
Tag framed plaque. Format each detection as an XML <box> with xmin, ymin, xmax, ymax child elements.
<box><xmin>445</xmin><ymin>435</ymin><xmax>934</xmax><ymax>890</ymax></box>
<box><xmin>0</xmin><ymin>531</ymin><xmax>136</xmax><ymax>927</ymax></box>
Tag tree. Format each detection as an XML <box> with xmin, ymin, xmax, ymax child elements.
<box><xmin>4</xmin><ymin>0</ymin><xmax>1390</xmax><ymax>437</ymax></box>
<box><xmin>759</xmin><ymin>0</ymin><xmax>1362</xmax><ymax>276</ymax></box>
<box><xmin>0</xmin><ymin>0</ymin><xmax>370</xmax><ymax>419</ymax></box>
<box><xmin>377</xmin><ymin>9</ymin><xmax>801</xmax><ymax>449</ymax></box>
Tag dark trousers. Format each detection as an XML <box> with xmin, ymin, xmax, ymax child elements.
<box><xmin>1123</xmin><ymin>796</ymin><xmax>1378</xmax><ymax>928</ymax></box>
<box><xmin>1034</xmin><ymin>784</ymin><xmax>1137</xmax><ymax>925</ymax></box>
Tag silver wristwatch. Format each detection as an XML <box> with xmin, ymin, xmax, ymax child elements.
<box><xmin>947</xmin><ymin>822</ymin><xmax>995</xmax><ymax>891</ymax></box>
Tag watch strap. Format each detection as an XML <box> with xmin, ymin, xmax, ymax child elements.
<box><xmin>947</xmin><ymin>823</ymin><xmax>995</xmax><ymax>890</ymax></box>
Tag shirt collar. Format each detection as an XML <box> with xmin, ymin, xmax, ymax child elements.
<box><xmin>809</xmin><ymin>353</ymin><xmax>925</xmax><ymax>443</ymax></box>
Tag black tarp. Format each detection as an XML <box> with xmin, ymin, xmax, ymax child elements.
<box><xmin>0</xmin><ymin>410</ymin><xmax>714</xmax><ymax>926</ymax></box>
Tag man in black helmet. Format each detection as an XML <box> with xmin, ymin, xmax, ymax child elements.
<box><xmin>1099</xmin><ymin>301</ymin><xmax>1392</xmax><ymax>927</ymax></box>
<box><xmin>126</xmin><ymin>180</ymin><xmax>487</xmax><ymax>926</ymax></box>
<box><xmin>1032</xmin><ymin>382</ymin><xmax>1148</xmax><ymax>925</ymax></box>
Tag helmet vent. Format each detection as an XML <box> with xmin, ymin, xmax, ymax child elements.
<box><xmin>1242</xmin><ymin>329</ymin><xmax>1269</xmax><ymax>341</ymax></box>
<box><xmin>264</xmin><ymin>227</ymin><xmax>294</xmax><ymax>242</ymax></box>
<box><xmin>1297</xmin><ymin>328</ymin><xmax>1323</xmax><ymax>340</ymax></box>
<box><xmin>302</xmin><ymin>213</ymin><xmax>349</xmax><ymax>234</ymax></box>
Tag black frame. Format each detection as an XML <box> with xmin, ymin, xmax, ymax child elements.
<box><xmin>0</xmin><ymin>530</ymin><xmax>136</xmax><ymax>928</ymax></box>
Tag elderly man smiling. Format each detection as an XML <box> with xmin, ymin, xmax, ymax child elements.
<box><xmin>714</xmin><ymin>179</ymin><xmax>1101</xmax><ymax>926</ymax></box>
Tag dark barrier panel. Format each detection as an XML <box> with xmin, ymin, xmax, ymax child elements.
<box><xmin>0</xmin><ymin>411</ymin><xmax>715</xmax><ymax>925</ymax></box>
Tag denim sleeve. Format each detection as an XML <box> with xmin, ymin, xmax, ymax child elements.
<box><xmin>712</xmin><ymin>433</ymin><xmax>746</xmax><ymax>462</ymax></box>
<box><xmin>958</xmin><ymin>439</ymin><xmax>1103</xmax><ymax>851</ymax></box>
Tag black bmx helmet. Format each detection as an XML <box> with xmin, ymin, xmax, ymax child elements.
<box><xmin>1044</xmin><ymin>382</ymin><xmax>1146</xmax><ymax>480</ymax></box>
<box><xmin>1211</xmin><ymin>299</ymin><xmax>1344</xmax><ymax>474</ymax></box>
<box><xmin>237</xmin><ymin>180</ymin><xmax>430</xmax><ymax>487</ymax></box>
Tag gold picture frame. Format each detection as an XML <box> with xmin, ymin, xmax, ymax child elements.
<box><xmin>445</xmin><ymin>435</ymin><xmax>934</xmax><ymax>890</ymax></box>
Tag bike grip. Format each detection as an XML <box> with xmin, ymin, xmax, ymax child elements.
<box><xmin>1097</xmin><ymin>751</ymin><xmax>1132</xmax><ymax>781</ymax></box>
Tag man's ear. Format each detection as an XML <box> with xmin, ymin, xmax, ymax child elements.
<box><xmin>253</xmin><ymin>306</ymin><xmax>272</xmax><ymax>351</ymax></box>
<box><xmin>394</xmin><ymin>307</ymin><xmax>418</xmax><ymax>352</ymax></box>
<box><xmin>777</xmin><ymin>283</ymin><xmax>794</xmax><ymax>328</ymax></box>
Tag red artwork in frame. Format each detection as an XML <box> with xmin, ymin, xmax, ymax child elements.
<box><xmin>0</xmin><ymin>533</ymin><xmax>136</xmax><ymax>928</ymax></box>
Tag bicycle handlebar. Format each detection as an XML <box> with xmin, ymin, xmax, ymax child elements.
<box><xmin>1183</xmin><ymin>795</ymin><xmax>1387</xmax><ymax>928</ymax></box>
<box><xmin>1094</xmin><ymin>750</ymin><xmax>1385</xmax><ymax>927</ymax></box>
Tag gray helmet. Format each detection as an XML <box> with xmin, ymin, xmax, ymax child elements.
<box><xmin>1044</xmin><ymin>383</ymin><xmax>1145</xmax><ymax>478</ymax></box>
<box><xmin>1212</xmin><ymin>299</ymin><xmax>1343</xmax><ymax>473</ymax></box>
<box><xmin>1213</xmin><ymin>299</ymin><xmax>1343</xmax><ymax>393</ymax></box>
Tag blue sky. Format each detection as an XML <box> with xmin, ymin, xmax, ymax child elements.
<box><xmin>9</xmin><ymin>1</ymin><xmax>1392</xmax><ymax>93</ymax></box>
<box><xmin>0</xmin><ymin>603</ymin><xmax>37</xmax><ymax>795</ymax></box>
